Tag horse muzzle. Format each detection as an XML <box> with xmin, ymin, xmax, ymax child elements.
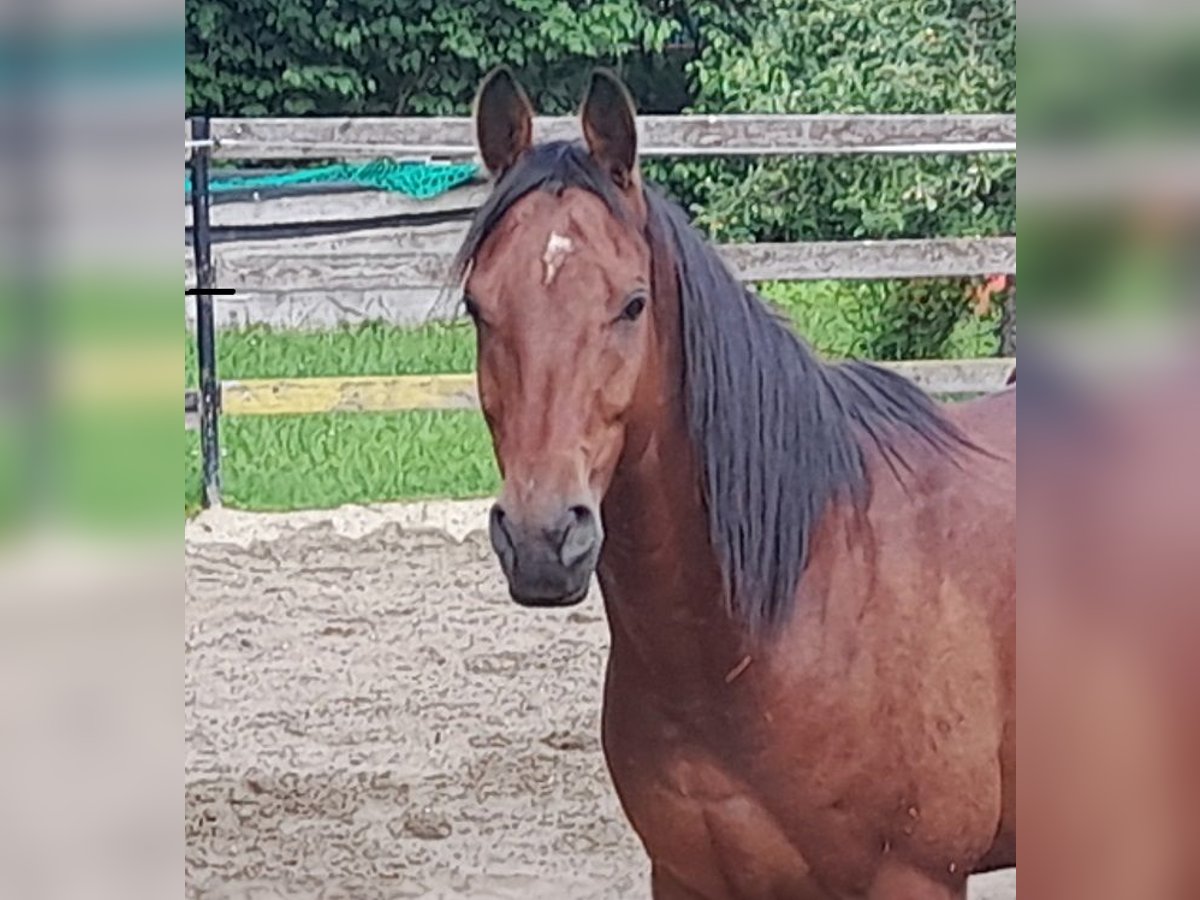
<box><xmin>488</xmin><ymin>501</ymin><xmax>602</xmax><ymax>606</ymax></box>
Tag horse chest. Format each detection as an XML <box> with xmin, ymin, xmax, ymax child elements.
<box><xmin>608</xmin><ymin>746</ymin><xmax>830</xmax><ymax>900</ymax></box>
<box><xmin>601</xmin><ymin>675</ymin><xmax>892</xmax><ymax>899</ymax></box>
<box><xmin>601</xmin><ymin>635</ymin><xmax>1006</xmax><ymax>899</ymax></box>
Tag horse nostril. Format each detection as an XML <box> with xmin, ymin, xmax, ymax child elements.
<box><xmin>559</xmin><ymin>505</ymin><xmax>599</xmax><ymax>568</ymax></box>
<box><xmin>489</xmin><ymin>504</ymin><xmax>515</xmax><ymax>565</ymax></box>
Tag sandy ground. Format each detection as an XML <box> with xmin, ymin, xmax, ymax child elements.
<box><xmin>186</xmin><ymin>503</ymin><xmax>1015</xmax><ymax>899</ymax></box>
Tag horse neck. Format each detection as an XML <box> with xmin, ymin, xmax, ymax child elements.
<box><xmin>599</xmin><ymin>433</ymin><xmax>753</xmax><ymax>695</ymax></box>
<box><xmin>595</xmin><ymin>254</ymin><xmax>753</xmax><ymax>693</ymax></box>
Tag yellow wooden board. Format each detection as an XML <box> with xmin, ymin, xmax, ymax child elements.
<box><xmin>218</xmin><ymin>360</ymin><xmax>1014</xmax><ymax>417</ymax></box>
<box><xmin>221</xmin><ymin>373</ymin><xmax>478</xmax><ymax>416</ymax></box>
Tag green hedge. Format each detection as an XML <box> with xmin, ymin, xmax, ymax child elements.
<box><xmin>645</xmin><ymin>0</ymin><xmax>1016</xmax><ymax>359</ymax></box>
<box><xmin>186</xmin><ymin>0</ymin><xmax>699</xmax><ymax>115</ymax></box>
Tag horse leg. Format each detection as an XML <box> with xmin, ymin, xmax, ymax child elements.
<box><xmin>867</xmin><ymin>862</ymin><xmax>966</xmax><ymax>900</ymax></box>
<box><xmin>651</xmin><ymin>863</ymin><xmax>710</xmax><ymax>900</ymax></box>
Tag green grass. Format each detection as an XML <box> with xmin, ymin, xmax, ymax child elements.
<box><xmin>184</xmin><ymin>321</ymin><xmax>489</xmax><ymax>513</ymax></box>
<box><xmin>184</xmin><ymin>320</ymin><xmax>476</xmax><ymax>386</ymax></box>
<box><xmin>185</xmin><ymin>411</ymin><xmax>496</xmax><ymax>512</ymax></box>
<box><xmin>185</xmin><ymin>282</ymin><xmax>1001</xmax><ymax>514</ymax></box>
<box><xmin>760</xmin><ymin>280</ymin><xmax>1002</xmax><ymax>361</ymax></box>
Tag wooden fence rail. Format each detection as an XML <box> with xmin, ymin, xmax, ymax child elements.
<box><xmin>199</xmin><ymin>114</ymin><xmax>1016</xmax><ymax>161</ymax></box>
<box><xmin>188</xmin><ymin>235</ymin><xmax>1016</xmax><ymax>292</ymax></box>
<box><xmin>183</xmin><ymin>359</ymin><xmax>1015</xmax><ymax>426</ymax></box>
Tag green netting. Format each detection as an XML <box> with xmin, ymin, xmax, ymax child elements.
<box><xmin>185</xmin><ymin>158</ymin><xmax>480</xmax><ymax>200</ymax></box>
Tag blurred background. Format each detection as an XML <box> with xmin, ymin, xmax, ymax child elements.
<box><xmin>0</xmin><ymin>0</ymin><xmax>180</xmax><ymax>896</ymax></box>
<box><xmin>1019</xmin><ymin>3</ymin><xmax>1200</xmax><ymax>898</ymax></box>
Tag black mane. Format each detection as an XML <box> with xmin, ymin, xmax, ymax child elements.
<box><xmin>456</xmin><ymin>142</ymin><xmax>971</xmax><ymax>632</ymax></box>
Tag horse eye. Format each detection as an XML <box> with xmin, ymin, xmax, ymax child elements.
<box><xmin>619</xmin><ymin>294</ymin><xmax>647</xmax><ymax>322</ymax></box>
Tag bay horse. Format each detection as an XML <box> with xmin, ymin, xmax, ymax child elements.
<box><xmin>455</xmin><ymin>67</ymin><xmax>1016</xmax><ymax>900</ymax></box>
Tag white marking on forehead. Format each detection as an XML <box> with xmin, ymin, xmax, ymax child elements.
<box><xmin>542</xmin><ymin>231</ymin><xmax>575</xmax><ymax>285</ymax></box>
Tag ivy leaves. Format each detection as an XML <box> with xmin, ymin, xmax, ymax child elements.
<box><xmin>186</xmin><ymin>0</ymin><xmax>686</xmax><ymax>116</ymax></box>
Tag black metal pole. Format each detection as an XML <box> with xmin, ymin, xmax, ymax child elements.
<box><xmin>190</xmin><ymin>116</ymin><xmax>222</xmax><ymax>506</ymax></box>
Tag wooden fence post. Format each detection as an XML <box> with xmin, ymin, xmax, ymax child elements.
<box><xmin>1000</xmin><ymin>276</ymin><xmax>1016</xmax><ymax>357</ymax></box>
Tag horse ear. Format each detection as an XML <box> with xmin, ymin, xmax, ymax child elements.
<box><xmin>581</xmin><ymin>69</ymin><xmax>638</xmax><ymax>188</ymax></box>
<box><xmin>474</xmin><ymin>66</ymin><xmax>534</xmax><ymax>178</ymax></box>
